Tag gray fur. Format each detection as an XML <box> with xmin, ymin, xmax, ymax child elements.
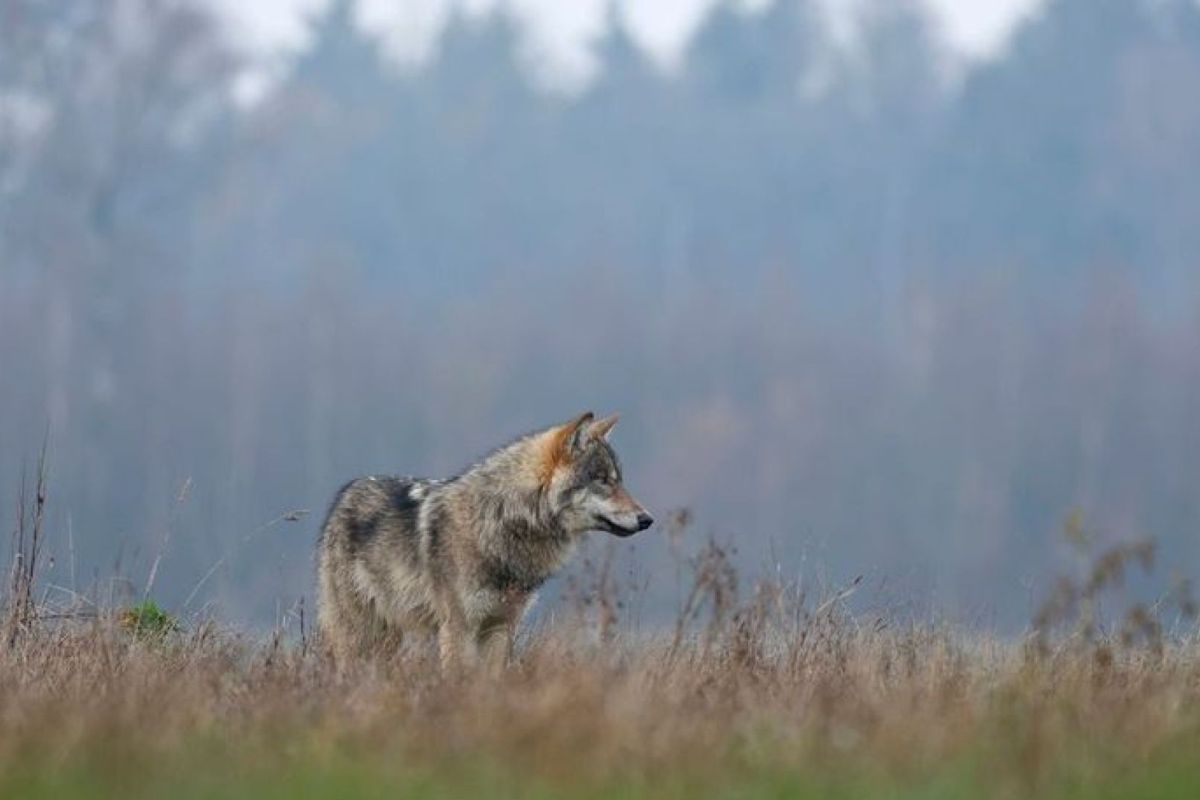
<box><xmin>317</xmin><ymin>412</ymin><xmax>652</xmax><ymax>667</ymax></box>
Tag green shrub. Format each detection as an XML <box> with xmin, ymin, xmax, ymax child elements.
<box><xmin>119</xmin><ymin>599</ymin><xmax>180</xmax><ymax>639</ymax></box>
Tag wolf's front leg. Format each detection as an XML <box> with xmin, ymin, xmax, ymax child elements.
<box><xmin>435</xmin><ymin>593</ymin><xmax>474</xmax><ymax>670</ymax></box>
<box><xmin>476</xmin><ymin>623</ymin><xmax>516</xmax><ymax>673</ymax></box>
<box><xmin>437</xmin><ymin>626</ymin><xmax>464</xmax><ymax>669</ymax></box>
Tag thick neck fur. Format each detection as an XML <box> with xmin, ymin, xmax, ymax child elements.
<box><xmin>441</xmin><ymin>427</ymin><xmax>577</xmax><ymax>586</ymax></box>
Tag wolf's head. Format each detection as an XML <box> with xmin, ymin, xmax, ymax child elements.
<box><xmin>542</xmin><ymin>412</ymin><xmax>653</xmax><ymax>537</ymax></box>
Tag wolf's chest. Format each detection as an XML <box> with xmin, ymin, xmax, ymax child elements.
<box><xmin>462</xmin><ymin>580</ymin><xmax>537</xmax><ymax>633</ymax></box>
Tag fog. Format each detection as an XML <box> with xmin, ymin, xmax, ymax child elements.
<box><xmin>2</xmin><ymin>0</ymin><xmax>1199</xmax><ymax>628</ymax></box>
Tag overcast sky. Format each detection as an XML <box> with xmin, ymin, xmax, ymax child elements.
<box><xmin>208</xmin><ymin>0</ymin><xmax>1045</xmax><ymax>96</ymax></box>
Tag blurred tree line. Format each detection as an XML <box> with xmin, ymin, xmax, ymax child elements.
<box><xmin>2</xmin><ymin>0</ymin><xmax>1199</xmax><ymax>625</ymax></box>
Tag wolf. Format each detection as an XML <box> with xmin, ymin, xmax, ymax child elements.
<box><xmin>316</xmin><ymin>411</ymin><xmax>653</xmax><ymax>667</ymax></box>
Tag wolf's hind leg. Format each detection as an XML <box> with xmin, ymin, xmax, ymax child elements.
<box><xmin>319</xmin><ymin>572</ymin><xmax>400</xmax><ymax>666</ymax></box>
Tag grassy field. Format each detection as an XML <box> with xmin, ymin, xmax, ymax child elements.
<box><xmin>3</xmin><ymin>533</ymin><xmax>1199</xmax><ymax>800</ymax></box>
<box><xmin>4</xmin><ymin>479</ymin><xmax>1198</xmax><ymax>799</ymax></box>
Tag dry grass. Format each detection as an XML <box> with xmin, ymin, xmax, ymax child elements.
<box><xmin>2</xmin><ymin>511</ymin><xmax>1199</xmax><ymax>798</ymax></box>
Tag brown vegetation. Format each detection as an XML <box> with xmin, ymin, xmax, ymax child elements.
<box><xmin>2</xmin><ymin>512</ymin><xmax>1199</xmax><ymax>798</ymax></box>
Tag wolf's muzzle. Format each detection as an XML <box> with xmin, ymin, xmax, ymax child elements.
<box><xmin>600</xmin><ymin>513</ymin><xmax>652</xmax><ymax>537</ymax></box>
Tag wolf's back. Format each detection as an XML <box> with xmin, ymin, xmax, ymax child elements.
<box><xmin>318</xmin><ymin>476</ymin><xmax>425</xmax><ymax>562</ymax></box>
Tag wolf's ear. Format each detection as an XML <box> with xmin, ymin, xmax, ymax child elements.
<box><xmin>561</xmin><ymin>411</ymin><xmax>595</xmax><ymax>455</ymax></box>
<box><xmin>588</xmin><ymin>413</ymin><xmax>619</xmax><ymax>441</ymax></box>
<box><xmin>541</xmin><ymin>412</ymin><xmax>595</xmax><ymax>485</ymax></box>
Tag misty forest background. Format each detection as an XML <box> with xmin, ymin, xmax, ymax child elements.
<box><xmin>2</xmin><ymin>0</ymin><xmax>1200</xmax><ymax>628</ymax></box>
